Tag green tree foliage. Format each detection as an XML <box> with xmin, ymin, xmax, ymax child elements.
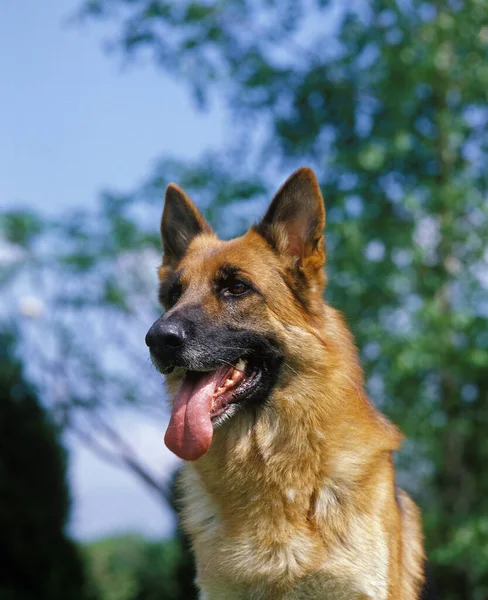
<box><xmin>83</xmin><ymin>534</ymin><xmax>186</xmax><ymax>600</ymax></box>
<box><xmin>0</xmin><ymin>330</ymin><xmax>92</xmax><ymax>600</ymax></box>
<box><xmin>82</xmin><ymin>469</ymin><xmax>199</xmax><ymax>600</ymax></box>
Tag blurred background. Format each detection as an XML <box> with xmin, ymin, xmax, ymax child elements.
<box><xmin>1</xmin><ymin>0</ymin><xmax>487</xmax><ymax>598</ymax></box>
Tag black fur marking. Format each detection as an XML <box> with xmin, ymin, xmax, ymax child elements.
<box><xmin>159</xmin><ymin>269</ymin><xmax>184</xmax><ymax>309</ymax></box>
<box><xmin>161</xmin><ymin>185</ymin><xmax>212</xmax><ymax>262</ymax></box>
<box><xmin>147</xmin><ymin>305</ymin><xmax>284</xmax><ymax>414</ymax></box>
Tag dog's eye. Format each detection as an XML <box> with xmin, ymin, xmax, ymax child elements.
<box><xmin>169</xmin><ymin>287</ymin><xmax>182</xmax><ymax>306</ymax></box>
<box><xmin>222</xmin><ymin>279</ymin><xmax>250</xmax><ymax>298</ymax></box>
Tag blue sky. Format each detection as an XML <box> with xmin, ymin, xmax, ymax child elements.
<box><xmin>1</xmin><ymin>0</ymin><xmax>226</xmax><ymax>540</ymax></box>
<box><xmin>0</xmin><ymin>1</ymin><xmax>225</xmax><ymax>214</ymax></box>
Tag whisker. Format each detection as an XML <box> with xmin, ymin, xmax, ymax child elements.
<box><xmin>284</xmin><ymin>361</ymin><xmax>299</xmax><ymax>376</ymax></box>
<box><xmin>214</xmin><ymin>346</ymin><xmax>251</xmax><ymax>352</ymax></box>
<box><xmin>216</xmin><ymin>358</ymin><xmax>238</xmax><ymax>369</ymax></box>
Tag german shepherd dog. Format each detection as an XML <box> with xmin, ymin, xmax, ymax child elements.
<box><xmin>146</xmin><ymin>168</ymin><xmax>428</xmax><ymax>599</ymax></box>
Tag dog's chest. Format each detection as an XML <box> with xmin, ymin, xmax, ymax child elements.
<box><xmin>180</xmin><ymin>467</ymin><xmax>389</xmax><ymax>600</ymax></box>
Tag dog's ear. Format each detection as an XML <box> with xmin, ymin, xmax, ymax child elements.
<box><xmin>255</xmin><ymin>167</ymin><xmax>326</xmax><ymax>272</ymax></box>
<box><xmin>161</xmin><ymin>184</ymin><xmax>213</xmax><ymax>266</ymax></box>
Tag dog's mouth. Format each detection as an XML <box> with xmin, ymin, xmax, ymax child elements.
<box><xmin>210</xmin><ymin>358</ymin><xmax>260</xmax><ymax>419</ymax></box>
<box><xmin>164</xmin><ymin>358</ymin><xmax>261</xmax><ymax>461</ymax></box>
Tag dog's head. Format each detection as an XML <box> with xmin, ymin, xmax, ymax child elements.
<box><xmin>146</xmin><ymin>168</ymin><xmax>328</xmax><ymax>461</ymax></box>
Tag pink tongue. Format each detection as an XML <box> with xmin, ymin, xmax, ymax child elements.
<box><xmin>164</xmin><ymin>366</ymin><xmax>228</xmax><ymax>461</ymax></box>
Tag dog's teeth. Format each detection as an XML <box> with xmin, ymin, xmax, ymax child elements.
<box><xmin>235</xmin><ymin>359</ymin><xmax>246</xmax><ymax>372</ymax></box>
<box><xmin>225</xmin><ymin>378</ymin><xmax>233</xmax><ymax>386</ymax></box>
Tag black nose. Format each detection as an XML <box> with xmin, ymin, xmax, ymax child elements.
<box><xmin>145</xmin><ymin>319</ymin><xmax>186</xmax><ymax>351</ymax></box>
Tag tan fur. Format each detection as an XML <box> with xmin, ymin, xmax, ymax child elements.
<box><xmin>157</xmin><ymin>169</ymin><xmax>425</xmax><ymax>599</ymax></box>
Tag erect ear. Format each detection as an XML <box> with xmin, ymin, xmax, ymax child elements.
<box><xmin>255</xmin><ymin>167</ymin><xmax>326</xmax><ymax>272</ymax></box>
<box><xmin>161</xmin><ymin>184</ymin><xmax>213</xmax><ymax>266</ymax></box>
